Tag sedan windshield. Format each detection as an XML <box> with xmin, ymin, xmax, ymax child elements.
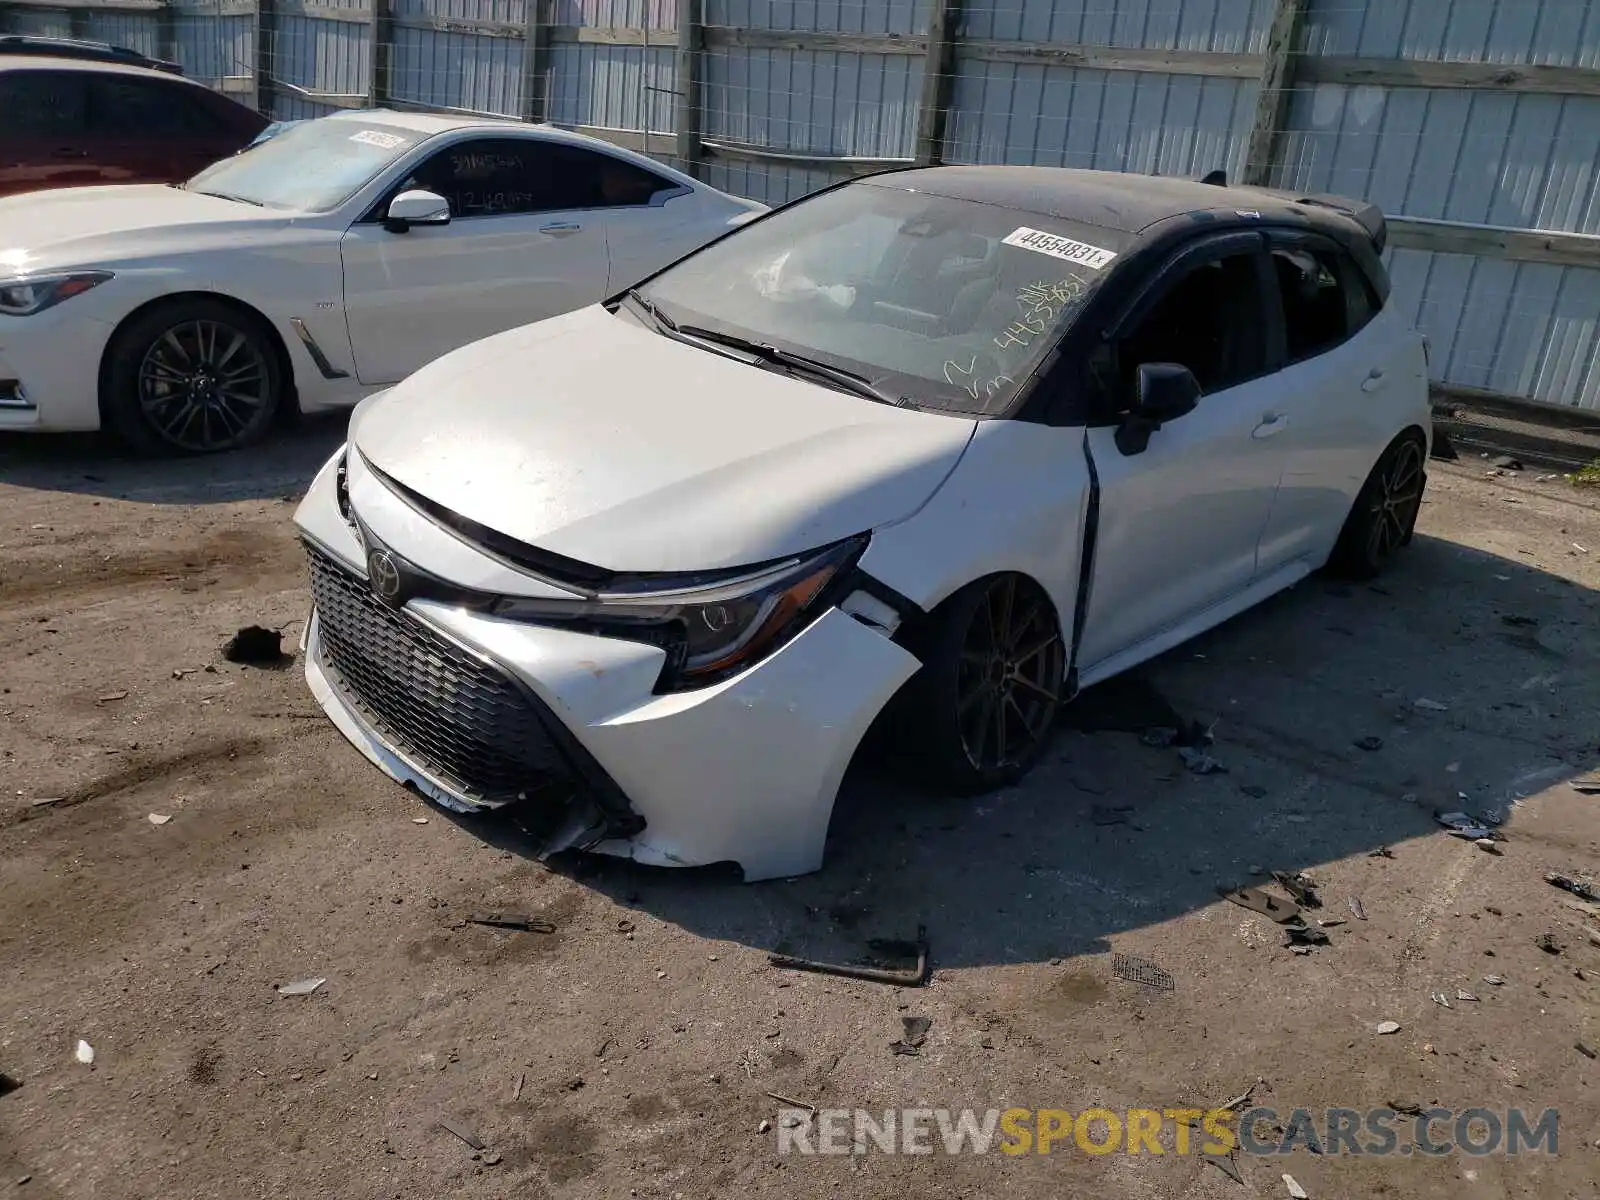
<box><xmin>634</xmin><ymin>181</ymin><xmax>1126</xmax><ymax>415</ymax></box>
<box><xmin>184</xmin><ymin>118</ymin><xmax>428</xmax><ymax>212</ymax></box>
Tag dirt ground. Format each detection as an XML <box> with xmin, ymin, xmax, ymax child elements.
<box><xmin>3</xmin><ymin>424</ymin><xmax>1599</xmax><ymax>1200</ymax></box>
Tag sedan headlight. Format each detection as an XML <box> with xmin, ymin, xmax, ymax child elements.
<box><xmin>494</xmin><ymin>536</ymin><xmax>866</xmax><ymax>692</ymax></box>
<box><xmin>0</xmin><ymin>271</ymin><xmax>114</xmax><ymax>317</ymax></box>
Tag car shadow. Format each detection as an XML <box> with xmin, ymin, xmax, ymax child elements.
<box><xmin>460</xmin><ymin>529</ymin><xmax>1599</xmax><ymax>971</ymax></box>
<box><xmin>0</xmin><ymin>413</ymin><xmax>348</xmax><ymax>505</ymax></box>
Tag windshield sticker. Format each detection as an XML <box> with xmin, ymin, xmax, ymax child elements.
<box><xmin>349</xmin><ymin>129</ymin><xmax>409</xmax><ymax>150</ymax></box>
<box><xmin>1002</xmin><ymin>227</ymin><xmax>1117</xmax><ymax>270</ymax></box>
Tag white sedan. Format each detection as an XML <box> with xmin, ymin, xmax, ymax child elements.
<box><xmin>0</xmin><ymin>110</ymin><xmax>764</xmax><ymax>453</ymax></box>
<box><xmin>294</xmin><ymin>166</ymin><xmax>1431</xmax><ymax>881</ymax></box>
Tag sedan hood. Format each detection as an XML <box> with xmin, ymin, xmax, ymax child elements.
<box><xmin>350</xmin><ymin>306</ymin><xmax>977</xmax><ymax>573</ymax></box>
<box><xmin>0</xmin><ymin>185</ymin><xmax>292</xmax><ymax>272</ymax></box>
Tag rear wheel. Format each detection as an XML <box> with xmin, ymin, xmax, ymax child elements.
<box><xmin>1328</xmin><ymin>431</ymin><xmax>1427</xmax><ymax>579</ymax></box>
<box><xmin>903</xmin><ymin>574</ymin><xmax>1066</xmax><ymax>794</ymax></box>
<box><xmin>102</xmin><ymin>298</ymin><xmax>283</xmax><ymax>455</ymax></box>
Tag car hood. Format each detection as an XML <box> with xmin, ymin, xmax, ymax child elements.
<box><xmin>0</xmin><ymin>185</ymin><xmax>297</xmax><ymax>272</ymax></box>
<box><xmin>349</xmin><ymin>306</ymin><xmax>977</xmax><ymax>573</ymax></box>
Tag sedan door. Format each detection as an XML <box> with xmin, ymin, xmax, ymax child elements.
<box><xmin>1076</xmin><ymin>233</ymin><xmax>1289</xmax><ymax>674</ymax></box>
<box><xmin>339</xmin><ymin>136</ymin><xmax>611</xmax><ymax>385</ymax></box>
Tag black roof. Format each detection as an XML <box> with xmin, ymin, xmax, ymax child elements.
<box><xmin>870</xmin><ymin>165</ymin><xmax>1383</xmax><ymax>246</ymax></box>
<box><xmin>0</xmin><ymin>34</ymin><xmax>182</xmax><ymax>74</ymax></box>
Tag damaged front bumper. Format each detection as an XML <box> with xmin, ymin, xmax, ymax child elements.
<box><xmin>296</xmin><ymin>453</ymin><xmax>922</xmax><ymax>881</ymax></box>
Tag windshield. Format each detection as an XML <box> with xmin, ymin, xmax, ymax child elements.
<box><xmin>634</xmin><ymin>182</ymin><xmax>1125</xmax><ymax>415</ymax></box>
<box><xmin>184</xmin><ymin>118</ymin><xmax>428</xmax><ymax>212</ymax></box>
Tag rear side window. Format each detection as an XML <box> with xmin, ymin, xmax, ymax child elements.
<box><xmin>89</xmin><ymin>77</ymin><xmax>226</xmax><ymax>137</ymax></box>
<box><xmin>0</xmin><ymin>69</ymin><xmax>90</xmax><ymax>138</ymax></box>
<box><xmin>538</xmin><ymin>144</ymin><xmax>678</xmax><ymax>209</ymax></box>
<box><xmin>1272</xmin><ymin>244</ymin><xmax>1379</xmax><ymax>364</ymax></box>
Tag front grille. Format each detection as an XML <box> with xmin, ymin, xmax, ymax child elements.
<box><xmin>306</xmin><ymin>543</ymin><xmax>574</xmax><ymax>804</ymax></box>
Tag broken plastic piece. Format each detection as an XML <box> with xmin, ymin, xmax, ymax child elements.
<box><xmin>1178</xmin><ymin>746</ymin><xmax>1226</xmax><ymax>774</ymax></box>
<box><xmin>74</xmin><ymin>1040</ymin><xmax>94</xmax><ymax>1065</ymax></box>
<box><xmin>1285</xmin><ymin>924</ymin><xmax>1329</xmax><ymax>948</ymax></box>
<box><xmin>147</xmin><ymin>813</ymin><xmax>172</xmax><ymax>826</ymax></box>
<box><xmin>1218</xmin><ymin>886</ymin><xmax>1300</xmax><ymax>925</ymax></box>
<box><xmin>1545</xmin><ymin>873</ymin><xmax>1600</xmax><ymax>903</ymax></box>
<box><xmin>1413</xmin><ymin>698</ymin><xmax>1450</xmax><ymax>712</ymax></box>
<box><xmin>1375</xmin><ymin>1020</ymin><xmax>1401</xmax><ymax>1035</ymax></box>
<box><xmin>1283</xmin><ymin>1172</ymin><xmax>1309</xmax><ymax>1198</ymax></box>
<box><xmin>1271</xmin><ymin>870</ymin><xmax>1321</xmax><ymax>908</ymax></box>
<box><xmin>276</xmin><ymin>977</ymin><xmax>326</xmax><ymax>997</ymax></box>
<box><xmin>1348</xmin><ymin>897</ymin><xmax>1367</xmax><ymax>921</ymax></box>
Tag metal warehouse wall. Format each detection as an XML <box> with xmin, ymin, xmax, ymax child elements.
<box><xmin>3</xmin><ymin>0</ymin><xmax>1599</xmax><ymax>412</ymax></box>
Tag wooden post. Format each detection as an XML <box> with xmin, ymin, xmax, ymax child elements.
<box><xmin>255</xmin><ymin>0</ymin><xmax>275</xmax><ymax>115</ymax></box>
<box><xmin>674</xmin><ymin>0</ymin><xmax>703</xmax><ymax>177</ymax></box>
<box><xmin>521</xmin><ymin>0</ymin><xmax>549</xmax><ymax>122</ymax></box>
<box><xmin>370</xmin><ymin>0</ymin><xmax>392</xmax><ymax>106</ymax></box>
<box><xmin>913</xmin><ymin>0</ymin><xmax>960</xmax><ymax>166</ymax></box>
<box><xmin>1242</xmin><ymin>0</ymin><xmax>1307</xmax><ymax>186</ymax></box>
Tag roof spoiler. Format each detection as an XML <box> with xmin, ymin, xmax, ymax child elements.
<box><xmin>1293</xmin><ymin>193</ymin><xmax>1387</xmax><ymax>254</ymax></box>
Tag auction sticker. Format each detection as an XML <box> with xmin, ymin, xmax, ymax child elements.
<box><xmin>349</xmin><ymin>129</ymin><xmax>409</xmax><ymax>150</ymax></box>
<box><xmin>1002</xmin><ymin>227</ymin><xmax>1118</xmax><ymax>270</ymax></box>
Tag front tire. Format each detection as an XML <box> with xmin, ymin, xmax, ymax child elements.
<box><xmin>102</xmin><ymin>298</ymin><xmax>284</xmax><ymax>455</ymax></box>
<box><xmin>903</xmin><ymin>574</ymin><xmax>1067</xmax><ymax>794</ymax></box>
<box><xmin>1328</xmin><ymin>431</ymin><xmax>1427</xmax><ymax>579</ymax></box>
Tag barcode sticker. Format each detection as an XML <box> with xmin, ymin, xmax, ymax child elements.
<box><xmin>1002</xmin><ymin>227</ymin><xmax>1118</xmax><ymax>270</ymax></box>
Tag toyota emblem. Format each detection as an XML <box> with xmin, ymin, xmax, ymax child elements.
<box><xmin>367</xmin><ymin>549</ymin><xmax>402</xmax><ymax>602</ymax></box>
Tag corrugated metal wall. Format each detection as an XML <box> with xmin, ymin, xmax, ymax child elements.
<box><xmin>2</xmin><ymin>0</ymin><xmax>1598</xmax><ymax>409</ymax></box>
<box><xmin>1277</xmin><ymin>0</ymin><xmax>1600</xmax><ymax>410</ymax></box>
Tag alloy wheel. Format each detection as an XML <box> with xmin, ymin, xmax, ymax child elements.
<box><xmin>137</xmin><ymin>320</ymin><xmax>271</xmax><ymax>452</ymax></box>
<box><xmin>954</xmin><ymin>576</ymin><xmax>1065</xmax><ymax>773</ymax></box>
<box><xmin>1366</xmin><ymin>439</ymin><xmax>1425</xmax><ymax>564</ymax></box>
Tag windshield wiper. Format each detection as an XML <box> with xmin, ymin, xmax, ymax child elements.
<box><xmin>192</xmin><ymin>189</ymin><xmax>265</xmax><ymax>207</ymax></box>
<box><xmin>674</xmin><ymin>324</ymin><xmax>910</xmax><ymax>408</ymax></box>
<box><xmin>624</xmin><ymin>288</ymin><xmax>679</xmax><ymax>332</ymax></box>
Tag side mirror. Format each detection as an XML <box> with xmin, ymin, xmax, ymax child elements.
<box><xmin>1115</xmin><ymin>362</ymin><xmax>1201</xmax><ymax>455</ymax></box>
<box><xmin>383</xmin><ymin>189</ymin><xmax>450</xmax><ymax>233</ymax></box>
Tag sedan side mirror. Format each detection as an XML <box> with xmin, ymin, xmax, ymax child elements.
<box><xmin>1116</xmin><ymin>362</ymin><xmax>1200</xmax><ymax>455</ymax></box>
<box><xmin>383</xmin><ymin>189</ymin><xmax>450</xmax><ymax>234</ymax></box>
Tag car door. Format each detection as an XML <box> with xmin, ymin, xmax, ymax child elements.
<box><xmin>0</xmin><ymin>68</ymin><xmax>98</xmax><ymax>196</ymax></box>
<box><xmin>339</xmin><ymin>135</ymin><xmax>611</xmax><ymax>385</ymax></box>
<box><xmin>1076</xmin><ymin>231</ymin><xmax>1290</xmax><ymax>673</ymax></box>
<box><xmin>560</xmin><ymin>142</ymin><xmax>707</xmax><ymax>289</ymax></box>
<box><xmin>1254</xmin><ymin>233</ymin><xmax>1412</xmax><ymax>571</ymax></box>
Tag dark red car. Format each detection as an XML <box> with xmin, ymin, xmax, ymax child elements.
<box><xmin>0</xmin><ymin>46</ymin><xmax>267</xmax><ymax>198</ymax></box>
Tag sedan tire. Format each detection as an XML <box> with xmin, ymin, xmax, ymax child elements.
<box><xmin>904</xmin><ymin>573</ymin><xmax>1067</xmax><ymax>795</ymax></box>
<box><xmin>1328</xmin><ymin>430</ymin><xmax>1427</xmax><ymax>579</ymax></box>
<box><xmin>103</xmin><ymin>298</ymin><xmax>284</xmax><ymax>455</ymax></box>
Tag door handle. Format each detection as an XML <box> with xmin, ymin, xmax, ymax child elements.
<box><xmin>1252</xmin><ymin>413</ymin><xmax>1288</xmax><ymax>439</ymax></box>
<box><xmin>1361</xmin><ymin>368</ymin><xmax>1386</xmax><ymax>393</ymax></box>
<box><xmin>539</xmin><ymin>222</ymin><xmax>581</xmax><ymax>237</ymax></box>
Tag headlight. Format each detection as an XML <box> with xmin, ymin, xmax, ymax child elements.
<box><xmin>493</xmin><ymin>536</ymin><xmax>865</xmax><ymax>692</ymax></box>
<box><xmin>0</xmin><ymin>271</ymin><xmax>114</xmax><ymax>317</ymax></box>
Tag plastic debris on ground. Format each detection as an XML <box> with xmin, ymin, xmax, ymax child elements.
<box><xmin>1348</xmin><ymin>897</ymin><xmax>1368</xmax><ymax>921</ymax></box>
<box><xmin>1271</xmin><ymin>870</ymin><xmax>1321</xmax><ymax>908</ymax></box>
<box><xmin>1431</xmin><ymin>992</ymin><xmax>1451</xmax><ymax>1008</ymax></box>
<box><xmin>1219</xmin><ymin>886</ymin><xmax>1300</xmax><ymax>924</ymax></box>
<box><xmin>1178</xmin><ymin>746</ymin><xmax>1227</xmax><ymax>775</ymax></box>
<box><xmin>889</xmin><ymin>1016</ymin><xmax>932</xmax><ymax>1056</ymax></box>
<box><xmin>1437</xmin><ymin>812</ymin><xmax>1499</xmax><ymax>841</ymax></box>
<box><xmin>276</xmin><ymin>977</ymin><xmax>326</xmax><ymax>997</ymax></box>
<box><xmin>1413</xmin><ymin>698</ymin><xmax>1450</xmax><ymax>712</ymax></box>
<box><xmin>1457</xmin><ymin>990</ymin><xmax>1479</xmax><ymax>1002</ymax></box>
<box><xmin>1285</xmin><ymin>925</ymin><xmax>1330</xmax><ymax>949</ymax></box>
<box><xmin>1111</xmin><ymin>953</ymin><xmax>1175</xmax><ymax>992</ymax></box>
<box><xmin>1545</xmin><ymin>873</ymin><xmax>1600</xmax><ymax>903</ymax></box>
<box><xmin>1475</xmin><ymin>838</ymin><xmax>1502</xmax><ymax>854</ymax></box>
<box><xmin>1483</xmin><ymin>974</ymin><xmax>1506</xmax><ymax>986</ymax></box>
<box><xmin>438</xmin><ymin>1117</ymin><xmax>486</xmax><ymax>1151</ymax></box>
<box><xmin>147</xmin><ymin>813</ymin><xmax>171</xmax><ymax>826</ymax></box>
<box><xmin>1283</xmin><ymin>1172</ymin><xmax>1309</xmax><ymax>1198</ymax></box>
<box><xmin>1375</xmin><ymin>1021</ymin><xmax>1401</xmax><ymax>1035</ymax></box>
<box><xmin>75</xmin><ymin>1040</ymin><xmax>94</xmax><ymax>1065</ymax></box>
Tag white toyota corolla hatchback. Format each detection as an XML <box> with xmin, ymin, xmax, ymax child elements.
<box><xmin>0</xmin><ymin>109</ymin><xmax>762</xmax><ymax>453</ymax></box>
<box><xmin>295</xmin><ymin>166</ymin><xmax>1431</xmax><ymax>881</ymax></box>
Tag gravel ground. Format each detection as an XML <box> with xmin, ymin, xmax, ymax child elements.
<box><xmin>2</xmin><ymin>425</ymin><xmax>1599</xmax><ymax>1200</ymax></box>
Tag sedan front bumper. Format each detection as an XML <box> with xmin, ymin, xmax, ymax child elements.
<box><xmin>296</xmin><ymin>457</ymin><xmax>921</xmax><ymax>881</ymax></box>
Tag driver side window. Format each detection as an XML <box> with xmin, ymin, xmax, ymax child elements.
<box><xmin>1108</xmin><ymin>249</ymin><xmax>1270</xmax><ymax>411</ymax></box>
<box><xmin>389</xmin><ymin>137</ymin><xmax>543</xmax><ymax>219</ymax></box>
